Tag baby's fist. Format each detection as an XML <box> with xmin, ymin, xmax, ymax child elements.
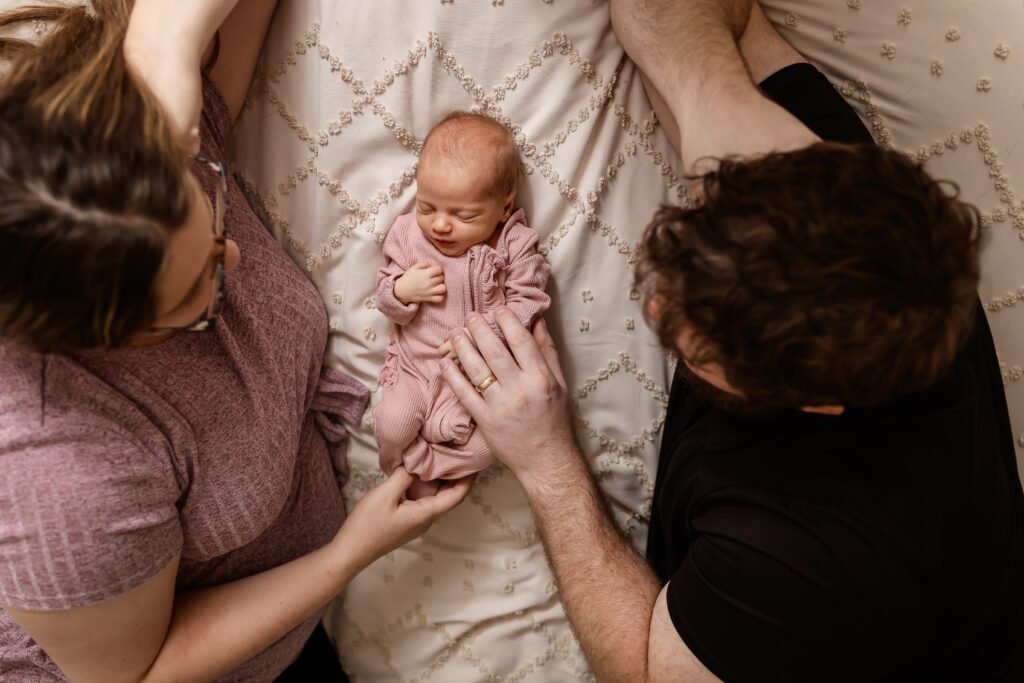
<box><xmin>394</xmin><ymin>262</ymin><xmax>446</xmax><ymax>304</ymax></box>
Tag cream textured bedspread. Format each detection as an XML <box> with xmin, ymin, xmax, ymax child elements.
<box><xmin>229</xmin><ymin>1</ymin><xmax>1024</xmax><ymax>680</ymax></box>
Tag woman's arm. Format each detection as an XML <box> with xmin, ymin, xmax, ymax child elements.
<box><xmin>205</xmin><ymin>0</ymin><xmax>279</xmax><ymax>122</ymax></box>
<box><xmin>5</xmin><ymin>468</ymin><xmax>471</xmax><ymax>683</ymax></box>
<box><xmin>123</xmin><ymin>0</ymin><xmax>277</xmax><ymax>151</ymax></box>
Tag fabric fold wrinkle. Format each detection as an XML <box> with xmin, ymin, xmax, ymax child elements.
<box><xmin>310</xmin><ymin>366</ymin><xmax>369</xmax><ymax>485</ymax></box>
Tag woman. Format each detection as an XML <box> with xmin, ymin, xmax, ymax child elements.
<box><xmin>0</xmin><ymin>1</ymin><xmax>472</xmax><ymax>680</ymax></box>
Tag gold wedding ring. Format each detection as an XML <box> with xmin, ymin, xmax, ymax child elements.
<box><xmin>476</xmin><ymin>374</ymin><xmax>497</xmax><ymax>393</ymax></box>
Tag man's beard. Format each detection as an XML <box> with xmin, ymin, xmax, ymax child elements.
<box><xmin>674</xmin><ymin>361</ymin><xmax>782</xmax><ymax>418</ymax></box>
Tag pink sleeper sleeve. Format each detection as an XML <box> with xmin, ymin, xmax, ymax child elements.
<box><xmin>480</xmin><ymin>222</ymin><xmax>551</xmax><ymax>332</ymax></box>
<box><xmin>376</xmin><ymin>216</ymin><xmax>421</xmax><ymax>326</ymax></box>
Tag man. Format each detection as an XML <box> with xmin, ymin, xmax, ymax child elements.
<box><xmin>440</xmin><ymin>1</ymin><xmax>1024</xmax><ymax>680</ymax></box>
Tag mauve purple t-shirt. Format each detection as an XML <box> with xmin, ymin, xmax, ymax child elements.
<box><xmin>0</xmin><ymin>81</ymin><xmax>367</xmax><ymax>681</ymax></box>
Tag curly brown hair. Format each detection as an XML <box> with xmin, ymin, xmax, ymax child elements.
<box><xmin>636</xmin><ymin>142</ymin><xmax>981</xmax><ymax>409</ymax></box>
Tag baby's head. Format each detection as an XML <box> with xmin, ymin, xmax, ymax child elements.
<box><xmin>415</xmin><ymin>112</ymin><xmax>521</xmax><ymax>256</ymax></box>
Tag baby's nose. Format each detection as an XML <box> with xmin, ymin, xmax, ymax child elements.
<box><xmin>433</xmin><ymin>215</ymin><xmax>452</xmax><ymax>232</ymax></box>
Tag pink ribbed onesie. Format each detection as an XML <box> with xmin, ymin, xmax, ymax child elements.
<box><xmin>374</xmin><ymin>209</ymin><xmax>550</xmax><ymax>491</ymax></box>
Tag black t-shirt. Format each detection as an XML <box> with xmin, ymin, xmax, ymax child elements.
<box><xmin>646</xmin><ymin>64</ymin><xmax>1024</xmax><ymax>682</ymax></box>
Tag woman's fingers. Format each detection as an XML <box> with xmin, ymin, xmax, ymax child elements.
<box><xmin>419</xmin><ymin>475</ymin><xmax>474</xmax><ymax>515</ymax></box>
<box><xmin>381</xmin><ymin>466</ymin><xmax>415</xmax><ymax>501</ymax></box>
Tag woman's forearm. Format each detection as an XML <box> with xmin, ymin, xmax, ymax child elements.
<box><xmin>143</xmin><ymin>535</ymin><xmax>363</xmax><ymax>682</ymax></box>
<box><xmin>123</xmin><ymin>0</ymin><xmax>242</xmax><ymax>150</ymax></box>
<box><xmin>126</xmin><ymin>0</ymin><xmax>238</xmax><ymax>67</ymax></box>
<box><xmin>146</xmin><ymin>468</ymin><xmax>461</xmax><ymax>682</ymax></box>
<box><xmin>9</xmin><ymin>469</ymin><xmax>469</xmax><ymax>683</ymax></box>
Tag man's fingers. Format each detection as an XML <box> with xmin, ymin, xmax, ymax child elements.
<box><xmin>449</xmin><ymin>324</ymin><xmax>500</xmax><ymax>386</ymax></box>
<box><xmin>494</xmin><ymin>307</ymin><xmax>552</xmax><ymax>377</ymax></box>
<box><xmin>440</xmin><ymin>358</ymin><xmax>487</xmax><ymax>417</ymax></box>
<box><xmin>464</xmin><ymin>314</ymin><xmax>519</xmax><ymax>381</ymax></box>
<box><xmin>532</xmin><ymin>317</ymin><xmax>567</xmax><ymax>387</ymax></box>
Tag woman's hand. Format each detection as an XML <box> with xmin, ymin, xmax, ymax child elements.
<box><xmin>440</xmin><ymin>308</ymin><xmax>581</xmax><ymax>489</ymax></box>
<box><xmin>335</xmin><ymin>467</ymin><xmax>473</xmax><ymax>570</ymax></box>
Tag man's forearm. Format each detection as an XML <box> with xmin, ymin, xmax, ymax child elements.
<box><xmin>521</xmin><ymin>450</ymin><xmax>661</xmax><ymax>682</ymax></box>
<box><xmin>610</xmin><ymin>0</ymin><xmax>753</xmax><ymax>124</ymax></box>
<box><xmin>610</xmin><ymin>0</ymin><xmax>818</xmax><ymax>175</ymax></box>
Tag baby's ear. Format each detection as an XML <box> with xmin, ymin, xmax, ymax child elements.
<box><xmin>502</xmin><ymin>190</ymin><xmax>516</xmax><ymax>219</ymax></box>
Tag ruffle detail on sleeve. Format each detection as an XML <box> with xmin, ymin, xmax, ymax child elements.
<box><xmin>475</xmin><ymin>248</ymin><xmax>509</xmax><ymax>312</ymax></box>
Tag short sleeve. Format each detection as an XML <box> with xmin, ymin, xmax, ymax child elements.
<box><xmin>0</xmin><ymin>421</ymin><xmax>181</xmax><ymax>611</ymax></box>
<box><xmin>665</xmin><ymin>495</ymin><xmax>928</xmax><ymax>682</ymax></box>
<box><xmin>757</xmin><ymin>63</ymin><xmax>874</xmax><ymax>144</ymax></box>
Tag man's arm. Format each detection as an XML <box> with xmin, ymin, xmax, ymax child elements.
<box><xmin>441</xmin><ymin>310</ymin><xmax>719</xmax><ymax>682</ymax></box>
<box><xmin>610</xmin><ymin>0</ymin><xmax>817</xmax><ymax>175</ymax></box>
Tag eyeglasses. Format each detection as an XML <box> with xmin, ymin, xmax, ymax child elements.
<box><xmin>149</xmin><ymin>155</ymin><xmax>229</xmax><ymax>334</ymax></box>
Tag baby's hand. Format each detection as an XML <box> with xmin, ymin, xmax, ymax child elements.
<box><xmin>438</xmin><ymin>327</ymin><xmax>475</xmax><ymax>363</ymax></box>
<box><xmin>394</xmin><ymin>262</ymin><xmax>445</xmax><ymax>304</ymax></box>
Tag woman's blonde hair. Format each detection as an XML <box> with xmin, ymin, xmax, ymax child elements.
<box><xmin>0</xmin><ymin>1</ymin><xmax>191</xmax><ymax>352</ymax></box>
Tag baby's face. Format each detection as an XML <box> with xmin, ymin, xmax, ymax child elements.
<box><xmin>415</xmin><ymin>153</ymin><xmax>513</xmax><ymax>257</ymax></box>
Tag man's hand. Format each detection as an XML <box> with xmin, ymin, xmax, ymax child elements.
<box><xmin>394</xmin><ymin>262</ymin><xmax>445</xmax><ymax>305</ymax></box>
<box><xmin>437</xmin><ymin>326</ymin><xmax>475</xmax><ymax>363</ymax></box>
<box><xmin>439</xmin><ymin>308</ymin><xmax>578</xmax><ymax>489</ymax></box>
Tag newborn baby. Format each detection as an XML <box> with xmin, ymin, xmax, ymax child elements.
<box><xmin>374</xmin><ymin>111</ymin><xmax>550</xmax><ymax>499</ymax></box>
